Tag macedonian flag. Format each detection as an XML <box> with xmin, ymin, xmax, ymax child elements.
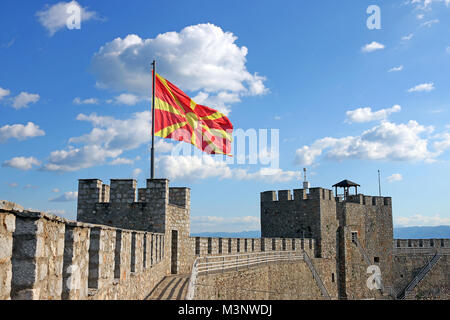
<box><xmin>153</xmin><ymin>72</ymin><xmax>233</xmax><ymax>155</ymax></box>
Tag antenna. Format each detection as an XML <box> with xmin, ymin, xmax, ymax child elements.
<box><xmin>378</xmin><ymin>170</ymin><xmax>381</xmax><ymax>196</ymax></box>
<box><xmin>303</xmin><ymin>168</ymin><xmax>310</xmax><ymax>190</ymax></box>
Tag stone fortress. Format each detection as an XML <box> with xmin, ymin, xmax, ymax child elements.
<box><xmin>0</xmin><ymin>177</ymin><xmax>448</xmax><ymax>300</ymax></box>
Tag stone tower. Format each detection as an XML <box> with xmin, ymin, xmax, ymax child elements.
<box><xmin>260</xmin><ymin>180</ymin><xmax>394</xmax><ymax>299</ymax></box>
<box><xmin>76</xmin><ymin>178</ymin><xmax>192</xmax><ymax>274</ymax></box>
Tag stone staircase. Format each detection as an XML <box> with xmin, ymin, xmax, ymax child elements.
<box><xmin>396</xmin><ymin>252</ymin><xmax>442</xmax><ymax>300</ymax></box>
<box><xmin>146</xmin><ymin>275</ymin><xmax>190</xmax><ymax>300</ymax></box>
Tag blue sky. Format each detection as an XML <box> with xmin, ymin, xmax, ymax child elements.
<box><xmin>1</xmin><ymin>0</ymin><xmax>449</xmax><ymax>232</ymax></box>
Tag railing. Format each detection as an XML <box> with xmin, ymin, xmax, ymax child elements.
<box><xmin>186</xmin><ymin>259</ymin><xmax>199</xmax><ymax>300</ymax></box>
<box><xmin>302</xmin><ymin>250</ymin><xmax>331</xmax><ymax>299</ymax></box>
<box><xmin>186</xmin><ymin>251</ymin><xmax>303</xmax><ymax>300</ymax></box>
<box><xmin>354</xmin><ymin>236</ymin><xmax>372</xmax><ymax>266</ymax></box>
<box><xmin>397</xmin><ymin>252</ymin><xmax>442</xmax><ymax>300</ymax></box>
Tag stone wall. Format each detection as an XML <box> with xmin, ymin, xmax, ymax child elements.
<box><xmin>194</xmin><ymin>261</ymin><xmax>329</xmax><ymax>300</ymax></box>
<box><xmin>393</xmin><ymin>239</ymin><xmax>449</xmax><ymax>300</ymax></box>
<box><xmin>0</xmin><ymin>208</ymin><xmax>168</xmax><ymax>300</ymax></box>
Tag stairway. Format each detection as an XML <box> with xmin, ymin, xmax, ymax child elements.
<box><xmin>302</xmin><ymin>250</ymin><xmax>331</xmax><ymax>299</ymax></box>
<box><xmin>396</xmin><ymin>252</ymin><xmax>442</xmax><ymax>300</ymax></box>
<box><xmin>146</xmin><ymin>275</ymin><xmax>190</xmax><ymax>300</ymax></box>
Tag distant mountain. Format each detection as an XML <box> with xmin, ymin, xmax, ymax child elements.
<box><xmin>191</xmin><ymin>226</ymin><xmax>450</xmax><ymax>239</ymax></box>
<box><xmin>393</xmin><ymin>226</ymin><xmax>450</xmax><ymax>239</ymax></box>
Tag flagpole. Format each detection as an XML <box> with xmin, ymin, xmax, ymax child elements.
<box><xmin>151</xmin><ymin>60</ymin><xmax>156</xmax><ymax>179</ymax></box>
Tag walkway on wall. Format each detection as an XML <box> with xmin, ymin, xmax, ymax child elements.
<box><xmin>396</xmin><ymin>252</ymin><xmax>443</xmax><ymax>300</ymax></box>
<box><xmin>145</xmin><ymin>275</ymin><xmax>190</xmax><ymax>300</ymax></box>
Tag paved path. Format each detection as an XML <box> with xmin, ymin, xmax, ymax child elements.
<box><xmin>146</xmin><ymin>275</ymin><xmax>190</xmax><ymax>300</ymax></box>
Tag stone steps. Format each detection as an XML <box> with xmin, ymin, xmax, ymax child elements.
<box><xmin>146</xmin><ymin>275</ymin><xmax>190</xmax><ymax>300</ymax></box>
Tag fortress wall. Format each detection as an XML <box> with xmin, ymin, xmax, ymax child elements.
<box><xmin>191</xmin><ymin>236</ymin><xmax>315</xmax><ymax>261</ymax></box>
<box><xmin>0</xmin><ymin>212</ymin><xmax>15</xmax><ymax>300</ymax></box>
<box><xmin>0</xmin><ymin>208</ymin><xmax>169</xmax><ymax>300</ymax></box>
<box><xmin>392</xmin><ymin>239</ymin><xmax>449</xmax><ymax>300</ymax></box>
<box><xmin>194</xmin><ymin>260</ymin><xmax>326</xmax><ymax>300</ymax></box>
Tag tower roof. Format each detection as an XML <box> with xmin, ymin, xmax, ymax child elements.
<box><xmin>332</xmin><ymin>179</ymin><xmax>360</xmax><ymax>188</ymax></box>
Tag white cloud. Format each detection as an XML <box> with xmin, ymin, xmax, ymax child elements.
<box><xmin>361</xmin><ymin>41</ymin><xmax>385</xmax><ymax>53</ymax></box>
<box><xmin>114</xmin><ymin>93</ymin><xmax>141</xmax><ymax>106</ymax></box>
<box><xmin>158</xmin><ymin>154</ymin><xmax>299</xmax><ymax>182</ymax></box>
<box><xmin>294</xmin><ymin>120</ymin><xmax>437</xmax><ymax>166</ymax></box>
<box><xmin>52</xmin><ymin>188</ymin><xmax>60</xmax><ymax>193</ymax></box>
<box><xmin>417</xmin><ymin>14</ymin><xmax>425</xmax><ymax>19</ymax></box>
<box><xmin>420</xmin><ymin>19</ymin><xmax>439</xmax><ymax>27</ymax></box>
<box><xmin>432</xmin><ymin>132</ymin><xmax>450</xmax><ymax>154</ymax></box>
<box><xmin>49</xmin><ymin>191</ymin><xmax>78</xmax><ymax>202</ymax></box>
<box><xmin>109</xmin><ymin>157</ymin><xmax>135</xmax><ymax>165</ymax></box>
<box><xmin>42</xmin><ymin>145</ymin><xmax>122</xmax><ymax>172</ymax></box>
<box><xmin>8</xmin><ymin>182</ymin><xmax>19</xmax><ymax>188</ymax></box>
<box><xmin>408</xmin><ymin>82</ymin><xmax>435</xmax><ymax>92</ymax></box>
<box><xmin>12</xmin><ymin>92</ymin><xmax>40</xmax><ymax>109</ymax></box>
<box><xmin>36</xmin><ymin>1</ymin><xmax>98</xmax><ymax>36</ymax></box>
<box><xmin>73</xmin><ymin>97</ymin><xmax>98</xmax><ymax>105</ymax></box>
<box><xmin>388</xmin><ymin>65</ymin><xmax>404</xmax><ymax>72</ymax></box>
<box><xmin>345</xmin><ymin>105</ymin><xmax>401</xmax><ymax>123</ymax></box>
<box><xmin>0</xmin><ymin>86</ymin><xmax>10</xmax><ymax>99</ymax></box>
<box><xmin>446</xmin><ymin>46</ymin><xmax>450</xmax><ymax>53</ymax></box>
<box><xmin>2</xmin><ymin>156</ymin><xmax>41</xmax><ymax>171</ymax></box>
<box><xmin>401</xmin><ymin>34</ymin><xmax>414</xmax><ymax>41</ymax></box>
<box><xmin>191</xmin><ymin>215</ymin><xmax>260</xmax><ymax>233</ymax></box>
<box><xmin>274</xmin><ymin>115</ymin><xmax>282</xmax><ymax>120</ymax></box>
<box><xmin>394</xmin><ymin>214</ymin><xmax>450</xmax><ymax>227</ymax></box>
<box><xmin>91</xmin><ymin>23</ymin><xmax>267</xmax><ymax>113</ymax></box>
<box><xmin>43</xmin><ymin>111</ymin><xmax>151</xmax><ymax>171</ymax></box>
<box><xmin>387</xmin><ymin>173</ymin><xmax>403</xmax><ymax>182</ymax></box>
<box><xmin>132</xmin><ymin>168</ymin><xmax>142</xmax><ymax>178</ymax></box>
<box><xmin>0</xmin><ymin>122</ymin><xmax>45</xmax><ymax>143</ymax></box>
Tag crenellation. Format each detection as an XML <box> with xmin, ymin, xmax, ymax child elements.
<box><xmin>293</xmin><ymin>189</ymin><xmax>307</xmax><ymax>201</ymax></box>
<box><xmin>261</xmin><ymin>191</ymin><xmax>277</xmax><ymax>202</ymax></box>
<box><xmin>278</xmin><ymin>190</ymin><xmax>292</xmax><ymax>201</ymax></box>
<box><xmin>110</xmin><ymin>179</ymin><xmax>137</xmax><ymax>204</ymax></box>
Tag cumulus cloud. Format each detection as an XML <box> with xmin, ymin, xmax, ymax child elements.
<box><xmin>12</xmin><ymin>92</ymin><xmax>40</xmax><ymax>109</ymax></box>
<box><xmin>2</xmin><ymin>156</ymin><xmax>41</xmax><ymax>171</ymax></box>
<box><xmin>345</xmin><ymin>105</ymin><xmax>401</xmax><ymax>123</ymax></box>
<box><xmin>73</xmin><ymin>97</ymin><xmax>98</xmax><ymax>105</ymax></box>
<box><xmin>387</xmin><ymin>173</ymin><xmax>403</xmax><ymax>182</ymax></box>
<box><xmin>191</xmin><ymin>215</ymin><xmax>260</xmax><ymax>233</ymax></box>
<box><xmin>388</xmin><ymin>65</ymin><xmax>404</xmax><ymax>72</ymax></box>
<box><xmin>394</xmin><ymin>214</ymin><xmax>450</xmax><ymax>227</ymax></box>
<box><xmin>0</xmin><ymin>122</ymin><xmax>45</xmax><ymax>143</ymax></box>
<box><xmin>294</xmin><ymin>120</ymin><xmax>437</xmax><ymax>166</ymax></box>
<box><xmin>36</xmin><ymin>1</ymin><xmax>98</xmax><ymax>36</ymax></box>
<box><xmin>42</xmin><ymin>111</ymin><xmax>151</xmax><ymax>171</ymax></box>
<box><xmin>91</xmin><ymin>23</ymin><xmax>267</xmax><ymax>113</ymax></box>
<box><xmin>158</xmin><ymin>154</ymin><xmax>299</xmax><ymax>182</ymax></box>
<box><xmin>49</xmin><ymin>191</ymin><xmax>78</xmax><ymax>202</ymax></box>
<box><xmin>408</xmin><ymin>83</ymin><xmax>435</xmax><ymax>93</ymax></box>
<box><xmin>113</xmin><ymin>93</ymin><xmax>141</xmax><ymax>106</ymax></box>
<box><xmin>361</xmin><ymin>41</ymin><xmax>385</xmax><ymax>53</ymax></box>
<box><xmin>42</xmin><ymin>145</ymin><xmax>122</xmax><ymax>172</ymax></box>
<box><xmin>0</xmin><ymin>86</ymin><xmax>10</xmax><ymax>99</ymax></box>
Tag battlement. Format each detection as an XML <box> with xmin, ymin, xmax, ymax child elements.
<box><xmin>343</xmin><ymin>194</ymin><xmax>392</xmax><ymax>206</ymax></box>
<box><xmin>261</xmin><ymin>187</ymin><xmax>335</xmax><ymax>203</ymax></box>
<box><xmin>78</xmin><ymin>179</ymin><xmax>190</xmax><ymax>208</ymax></box>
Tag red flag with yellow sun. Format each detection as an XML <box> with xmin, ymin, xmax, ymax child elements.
<box><xmin>153</xmin><ymin>72</ymin><xmax>233</xmax><ymax>155</ymax></box>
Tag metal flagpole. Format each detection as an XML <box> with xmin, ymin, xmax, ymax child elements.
<box><xmin>151</xmin><ymin>60</ymin><xmax>156</xmax><ymax>179</ymax></box>
<box><xmin>378</xmin><ymin>170</ymin><xmax>381</xmax><ymax>196</ymax></box>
